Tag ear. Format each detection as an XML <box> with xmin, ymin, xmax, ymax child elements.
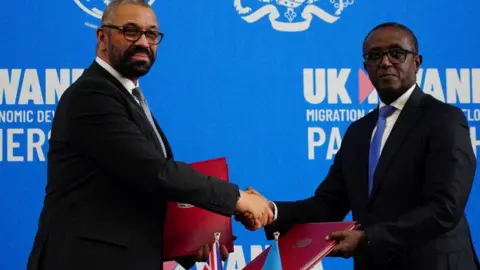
<box><xmin>96</xmin><ymin>28</ymin><xmax>107</xmax><ymax>51</ymax></box>
<box><xmin>415</xmin><ymin>54</ymin><xmax>423</xmax><ymax>73</ymax></box>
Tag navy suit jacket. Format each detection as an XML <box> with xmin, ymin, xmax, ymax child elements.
<box><xmin>266</xmin><ymin>86</ymin><xmax>479</xmax><ymax>270</ymax></box>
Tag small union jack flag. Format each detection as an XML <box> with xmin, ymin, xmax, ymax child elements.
<box><xmin>203</xmin><ymin>233</ymin><xmax>223</xmax><ymax>270</ymax></box>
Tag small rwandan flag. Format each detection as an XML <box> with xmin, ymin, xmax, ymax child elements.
<box><xmin>262</xmin><ymin>232</ymin><xmax>282</xmax><ymax>270</ymax></box>
<box><xmin>203</xmin><ymin>232</ymin><xmax>223</xmax><ymax>270</ymax></box>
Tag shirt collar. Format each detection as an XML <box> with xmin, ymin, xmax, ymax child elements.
<box><xmin>95</xmin><ymin>56</ymin><xmax>138</xmax><ymax>94</ymax></box>
<box><xmin>379</xmin><ymin>84</ymin><xmax>416</xmax><ymax>111</ymax></box>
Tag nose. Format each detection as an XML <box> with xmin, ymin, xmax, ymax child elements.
<box><xmin>134</xmin><ymin>33</ymin><xmax>150</xmax><ymax>48</ymax></box>
<box><xmin>379</xmin><ymin>53</ymin><xmax>393</xmax><ymax>67</ymax></box>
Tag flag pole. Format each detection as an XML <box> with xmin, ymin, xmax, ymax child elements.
<box><xmin>262</xmin><ymin>231</ymin><xmax>282</xmax><ymax>269</ymax></box>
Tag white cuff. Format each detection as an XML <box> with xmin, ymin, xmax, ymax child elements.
<box><xmin>270</xmin><ymin>201</ymin><xmax>278</xmax><ymax>221</ymax></box>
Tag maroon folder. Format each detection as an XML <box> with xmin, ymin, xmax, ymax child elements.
<box><xmin>163</xmin><ymin>157</ymin><xmax>234</xmax><ymax>260</ymax></box>
<box><xmin>243</xmin><ymin>221</ymin><xmax>360</xmax><ymax>270</ymax></box>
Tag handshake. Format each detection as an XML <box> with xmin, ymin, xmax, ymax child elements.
<box><xmin>234</xmin><ymin>187</ymin><xmax>274</xmax><ymax>231</ymax></box>
<box><xmin>193</xmin><ymin>187</ymin><xmax>273</xmax><ymax>263</ymax></box>
<box><xmin>195</xmin><ymin>187</ymin><xmax>367</xmax><ymax>263</ymax></box>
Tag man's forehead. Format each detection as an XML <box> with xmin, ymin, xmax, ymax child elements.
<box><xmin>364</xmin><ymin>27</ymin><xmax>412</xmax><ymax>50</ymax></box>
<box><xmin>111</xmin><ymin>4</ymin><xmax>158</xmax><ymax>28</ymax></box>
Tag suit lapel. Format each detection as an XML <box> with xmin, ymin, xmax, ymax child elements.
<box><xmin>132</xmin><ymin>109</ymin><xmax>172</xmax><ymax>156</ymax></box>
<box><xmin>130</xmin><ymin>101</ymin><xmax>174</xmax><ymax>159</ymax></box>
<box><xmin>87</xmin><ymin>61</ymin><xmax>173</xmax><ymax>158</ymax></box>
<box><xmin>151</xmin><ymin>116</ymin><xmax>174</xmax><ymax>159</ymax></box>
<box><xmin>369</xmin><ymin>86</ymin><xmax>426</xmax><ymax>199</ymax></box>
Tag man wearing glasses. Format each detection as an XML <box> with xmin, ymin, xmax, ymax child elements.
<box><xmin>239</xmin><ymin>22</ymin><xmax>479</xmax><ymax>269</ymax></box>
<box><xmin>26</xmin><ymin>1</ymin><xmax>273</xmax><ymax>270</ymax></box>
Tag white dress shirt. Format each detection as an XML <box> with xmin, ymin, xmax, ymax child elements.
<box><xmin>270</xmin><ymin>84</ymin><xmax>417</xmax><ymax>222</ymax></box>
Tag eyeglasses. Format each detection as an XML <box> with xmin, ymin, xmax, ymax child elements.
<box><xmin>363</xmin><ymin>48</ymin><xmax>417</xmax><ymax>66</ymax></box>
<box><xmin>101</xmin><ymin>24</ymin><xmax>164</xmax><ymax>45</ymax></box>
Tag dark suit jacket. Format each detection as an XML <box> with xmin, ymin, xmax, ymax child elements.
<box><xmin>27</xmin><ymin>61</ymin><xmax>239</xmax><ymax>270</ymax></box>
<box><xmin>266</xmin><ymin>86</ymin><xmax>479</xmax><ymax>270</ymax></box>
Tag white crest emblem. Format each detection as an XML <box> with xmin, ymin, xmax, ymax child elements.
<box><xmin>74</xmin><ymin>0</ymin><xmax>156</xmax><ymax>28</ymax></box>
<box><xmin>234</xmin><ymin>0</ymin><xmax>355</xmax><ymax>32</ymax></box>
<box><xmin>293</xmin><ymin>238</ymin><xmax>312</xmax><ymax>248</ymax></box>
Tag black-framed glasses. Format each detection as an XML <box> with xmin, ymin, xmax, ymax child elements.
<box><xmin>101</xmin><ymin>24</ymin><xmax>164</xmax><ymax>45</ymax></box>
<box><xmin>363</xmin><ymin>48</ymin><xmax>417</xmax><ymax>66</ymax></box>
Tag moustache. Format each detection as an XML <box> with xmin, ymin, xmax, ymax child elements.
<box><xmin>124</xmin><ymin>46</ymin><xmax>154</xmax><ymax>61</ymax></box>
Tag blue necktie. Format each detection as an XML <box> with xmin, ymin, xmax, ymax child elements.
<box><xmin>368</xmin><ymin>105</ymin><xmax>396</xmax><ymax>196</ymax></box>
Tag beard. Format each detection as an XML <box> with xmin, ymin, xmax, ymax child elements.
<box><xmin>107</xmin><ymin>42</ymin><xmax>156</xmax><ymax>79</ymax></box>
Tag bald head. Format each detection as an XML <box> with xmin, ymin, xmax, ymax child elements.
<box><xmin>101</xmin><ymin>0</ymin><xmax>152</xmax><ymax>25</ymax></box>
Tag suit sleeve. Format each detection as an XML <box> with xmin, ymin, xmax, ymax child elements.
<box><xmin>264</xmin><ymin>126</ymin><xmax>353</xmax><ymax>239</ymax></box>
<box><xmin>66</xmin><ymin>79</ymin><xmax>239</xmax><ymax>216</ymax></box>
<box><xmin>364</xmin><ymin>107</ymin><xmax>476</xmax><ymax>263</ymax></box>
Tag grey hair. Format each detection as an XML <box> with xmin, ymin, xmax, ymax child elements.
<box><xmin>101</xmin><ymin>0</ymin><xmax>151</xmax><ymax>25</ymax></box>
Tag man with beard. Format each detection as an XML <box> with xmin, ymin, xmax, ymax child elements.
<box><xmin>239</xmin><ymin>22</ymin><xmax>479</xmax><ymax>270</ymax></box>
<box><xmin>26</xmin><ymin>1</ymin><xmax>273</xmax><ymax>270</ymax></box>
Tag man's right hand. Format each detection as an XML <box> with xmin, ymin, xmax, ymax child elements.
<box><xmin>235</xmin><ymin>190</ymin><xmax>273</xmax><ymax>231</ymax></box>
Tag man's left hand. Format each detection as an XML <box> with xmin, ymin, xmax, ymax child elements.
<box><xmin>195</xmin><ymin>235</ymin><xmax>237</xmax><ymax>262</ymax></box>
<box><xmin>326</xmin><ymin>230</ymin><xmax>367</xmax><ymax>258</ymax></box>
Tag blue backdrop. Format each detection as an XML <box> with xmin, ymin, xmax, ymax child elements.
<box><xmin>1</xmin><ymin>1</ymin><xmax>479</xmax><ymax>269</ymax></box>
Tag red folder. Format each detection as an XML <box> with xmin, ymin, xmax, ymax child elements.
<box><xmin>163</xmin><ymin>157</ymin><xmax>234</xmax><ymax>260</ymax></box>
<box><xmin>243</xmin><ymin>221</ymin><xmax>360</xmax><ymax>270</ymax></box>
